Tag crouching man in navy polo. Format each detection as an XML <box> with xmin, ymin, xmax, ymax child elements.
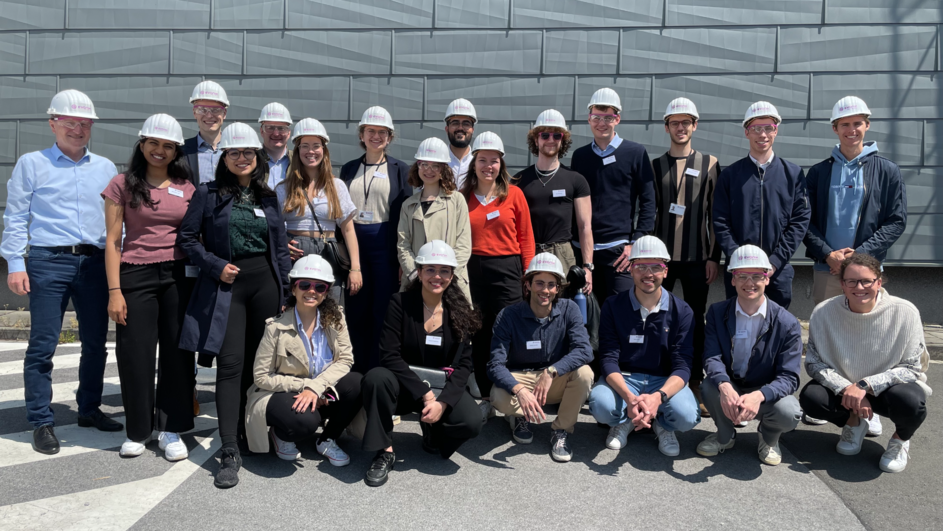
<box><xmin>697</xmin><ymin>245</ymin><xmax>802</xmax><ymax>465</ymax></box>
<box><xmin>588</xmin><ymin>236</ymin><xmax>700</xmax><ymax>457</ymax></box>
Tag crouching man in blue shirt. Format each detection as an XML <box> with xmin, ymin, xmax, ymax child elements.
<box><xmin>489</xmin><ymin>253</ymin><xmax>594</xmax><ymax>463</ymax></box>
<box><xmin>697</xmin><ymin>245</ymin><xmax>802</xmax><ymax>465</ymax></box>
<box><xmin>588</xmin><ymin>236</ymin><xmax>700</xmax><ymax>457</ymax></box>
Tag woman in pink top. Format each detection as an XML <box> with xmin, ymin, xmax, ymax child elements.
<box><xmin>101</xmin><ymin>114</ymin><xmax>196</xmax><ymax>462</ymax></box>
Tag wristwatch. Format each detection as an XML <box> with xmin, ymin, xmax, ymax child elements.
<box><xmin>856</xmin><ymin>379</ymin><xmax>870</xmax><ymax>391</ymax></box>
<box><xmin>582</xmin><ymin>263</ymin><xmax>594</xmax><ymax>271</ymax></box>
<box><xmin>657</xmin><ymin>390</ymin><xmax>669</xmax><ymax>404</ymax></box>
<box><xmin>546</xmin><ymin>366</ymin><xmax>559</xmax><ymax>378</ymax></box>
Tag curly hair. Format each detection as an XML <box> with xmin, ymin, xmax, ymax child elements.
<box><xmin>286</xmin><ymin>293</ymin><xmax>345</xmax><ymax>331</ymax></box>
<box><xmin>405</xmin><ymin>278</ymin><xmax>481</xmax><ymax>342</ymax></box>
<box><xmin>840</xmin><ymin>253</ymin><xmax>885</xmax><ymax>284</ymax></box>
<box><xmin>526</xmin><ymin>127</ymin><xmax>572</xmax><ymax>158</ymax></box>
<box><xmin>407</xmin><ymin>161</ymin><xmax>456</xmax><ymax>193</ymax></box>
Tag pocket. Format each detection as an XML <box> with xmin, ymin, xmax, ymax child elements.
<box><xmin>27</xmin><ymin>248</ymin><xmax>58</xmax><ymax>261</ymax></box>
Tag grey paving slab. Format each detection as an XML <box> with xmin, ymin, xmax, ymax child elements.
<box><xmin>779</xmin><ymin>26</ymin><xmax>937</xmax><ymax>72</ymax></box>
<box><xmin>0</xmin><ymin>33</ymin><xmax>26</xmax><ymax>75</ymax></box>
<box><xmin>218</xmin><ymin>76</ymin><xmax>350</xmax><ymax>122</ymax></box>
<box><xmin>426</xmin><ymin>76</ymin><xmax>575</xmax><ymax>122</ymax></box>
<box><xmin>545</xmin><ymin>30</ymin><xmax>619</xmax><ymax>75</ymax></box>
<box><xmin>172</xmin><ymin>32</ymin><xmax>244</xmax><ymax>76</ymax></box>
<box><xmin>435</xmin><ymin>0</ymin><xmax>508</xmax><ymax>29</ymax></box>
<box><xmin>811</xmin><ymin>73</ymin><xmax>943</xmax><ymax>121</ymax></box>
<box><xmin>214</xmin><ymin>0</ymin><xmax>283</xmax><ymax>29</ymax></box>
<box><xmin>653</xmin><ymin>74</ymin><xmax>809</xmax><ymax>121</ymax></box>
<box><xmin>513</xmin><ymin>0</ymin><xmax>663</xmax><ymax>28</ymax></box>
<box><xmin>826</xmin><ymin>0</ymin><xmax>943</xmax><ymax>24</ymax></box>
<box><xmin>246</xmin><ymin>31</ymin><xmax>391</xmax><ymax>75</ymax></box>
<box><xmin>59</xmin><ymin>76</ymin><xmax>203</xmax><ymax>120</ymax></box>
<box><xmin>27</xmin><ymin>31</ymin><xmax>170</xmax><ymax>75</ymax></box>
<box><xmin>0</xmin><ymin>0</ymin><xmax>65</xmax><ymax>31</ymax></box>
<box><xmin>622</xmin><ymin>28</ymin><xmax>776</xmax><ymax>74</ymax></box>
<box><xmin>666</xmin><ymin>0</ymin><xmax>822</xmax><ymax>26</ymax></box>
<box><xmin>286</xmin><ymin>0</ymin><xmax>433</xmax><ymax>29</ymax></box>
<box><xmin>395</xmin><ymin>30</ymin><xmax>542</xmax><ymax>75</ymax></box>
<box><xmin>68</xmin><ymin>0</ymin><xmax>211</xmax><ymax>29</ymax></box>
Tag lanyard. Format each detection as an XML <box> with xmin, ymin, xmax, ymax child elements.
<box><xmin>361</xmin><ymin>157</ymin><xmax>387</xmax><ymax>205</ymax></box>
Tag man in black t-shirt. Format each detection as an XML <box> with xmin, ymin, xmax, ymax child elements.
<box><xmin>514</xmin><ymin>109</ymin><xmax>594</xmax><ymax>293</ymax></box>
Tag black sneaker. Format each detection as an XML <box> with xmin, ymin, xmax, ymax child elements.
<box><xmin>77</xmin><ymin>410</ymin><xmax>123</xmax><ymax>432</ymax></box>
<box><xmin>214</xmin><ymin>447</ymin><xmax>242</xmax><ymax>489</ymax></box>
<box><xmin>420</xmin><ymin>423</ymin><xmax>439</xmax><ymax>455</ymax></box>
<box><xmin>364</xmin><ymin>451</ymin><xmax>395</xmax><ymax>487</ymax></box>
<box><xmin>509</xmin><ymin>416</ymin><xmax>533</xmax><ymax>444</ymax></box>
<box><xmin>32</xmin><ymin>425</ymin><xmax>60</xmax><ymax>455</ymax></box>
<box><xmin>550</xmin><ymin>429</ymin><xmax>572</xmax><ymax>462</ymax></box>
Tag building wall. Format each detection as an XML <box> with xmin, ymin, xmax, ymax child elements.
<box><xmin>0</xmin><ymin>0</ymin><xmax>941</xmax><ymax>270</ymax></box>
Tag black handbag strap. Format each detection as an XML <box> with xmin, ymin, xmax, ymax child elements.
<box><xmin>303</xmin><ymin>192</ymin><xmax>326</xmax><ymax>237</ymax></box>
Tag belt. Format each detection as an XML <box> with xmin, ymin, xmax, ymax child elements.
<box><xmin>536</xmin><ymin>242</ymin><xmax>568</xmax><ymax>252</ymax></box>
<box><xmin>34</xmin><ymin>245</ymin><xmax>102</xmax><ymax>256</ymax></box>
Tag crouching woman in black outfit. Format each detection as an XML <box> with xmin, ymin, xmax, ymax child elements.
<box><xmin>362</xmin><ymin>240</ymin><xmax>482</xmax><ymax>486</ymax></box>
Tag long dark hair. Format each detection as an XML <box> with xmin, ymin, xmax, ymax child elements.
<box><xmin>286</xmin><ymin>293</ymin><xmax>345</xmax><ymax>331</ymax></box>
<box><xmin>215</xmin><ymin>148</ymin><xmax>276</xmax><ymax>199</ymax></box>
<box><xmin>123</xmin><ymin>139</ymin><xmax>191</xmax><ymax>209</ymax></box>
<box><xmin>406</xmin><ymin>277</ymin><xmax>481</xmax><ymax>342</ymax></box>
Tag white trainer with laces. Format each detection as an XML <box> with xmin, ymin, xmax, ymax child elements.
<box><xmin>866</xmin><ymin>414</ymin><xmax>883</xmax><ymax>437</ymax></box>
<box><xmin>758</xmin><ymin>438</ymin><xmax>782</xmax><ymax>465</ymax></box>
<box><xmin>269</xmin><ymin>429</ymin><xmax>300</xmax><ymax>461</ymax></box>
<box><xmin>605</xmin><ymin>423</ymin><xmax>632</xmax><ymax>450</ymax></box>
<box><xmin>653</xmin><ymin>423</ymin><xmax>680</xmax><ymax>457</ymax></box>
<box><xmin>158</xmin><ymin>432</ymin><xmax>188</xmax><ymax>462</ymax></box>
<box><xmin>120</xmin><ymin>435</ymin><xmax>152</xmax><ymax>457</ymax></box>
<box><xmin>802</xmin><ymin>413</ymin><xmax>828</xmax><ymax>426</ymax></box>
<box><xmin>696</xmin><ymin>432</ymin><xmax>735</xmax><ymax>457</ymax></box>
<box><xmin>879</xmin><ymin>438</ymin><xmax>910</xmax><ymax>473</ymax></box>
<box><xmin>836</xmin><ymin>420</ymin><xmax>869</xmax><ymax>455</ymax></box>
<box><xmin>316</xmin><ymin>438</ymin><xmax>350</xmax><ymax>467</ymax></box>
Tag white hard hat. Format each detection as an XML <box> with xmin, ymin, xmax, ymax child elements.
<box><xmin>139</xmin><ymin>114</ymin><xmax>184</xmax><ymax>145</ymax></box>
<box><xmin>664</xmin><ymin>97</ymin><xmax>699</xmax><ymax>120</ymax></box>
<box><xmin>291</xmin><ymin>118</ymin><xmax>330</xmax><ymax>144</ymax></box>
<box><xmin>524</xmin><ymin>253</ymin><xmax>566</xmax><ymax>281</ymax></box>
<box><xmin>742</xmin><ymin>101</ymin><xmax>782</xmax><ymax>127</ymax></box>
<box><xmin>470</xmin><ymin>131</ymin><xmax>505</xmax><ymax>155</ymax></box>
<box><xmin>415</xmin><ymin>137</ymin><xmax>451</xmax><ymax>164</ymax></box>
<box><xmin>189</xmin><ymin>80</ymin><xmax>230</xmax><ymax>106</ymax></box>
<box><xmin>628</xmin><ymin>235</ymin><xmax>671</xmax><ymax>262</ymax></box>
<box><xmin>47</xmin><ymin>89</ymin><xmax>98</xmax><ymax>120</ymax></box>
<box><xmin>444</xmin><ymin>98</ymin><xmax>477</xmax><ymax>123</ymax></box>
<box><xmin>218</xmin><ymin>122</ymin><xmax>262</xmax><ymax>150</ymax></box>
<box><xmin>414</xmin><ymin>240</ymin><xmax>458</xmax><ymax>268</ymax></box>
<box><xmin>534</xmin><ymin>109</ymin><xmax>567</xmax><ymax>131</ymax></box>
<box><xmin>587</xmin><ymin>88</ymin><xmax>622</xmax><ymax>112</ymax></box>
<box><xmin>289</xmin><ymin>255</ymin><xmax>335</xmax><ymax>284</ymax></box>
<box><xmin>830</xmin><ymin>96</ymin><xmax>872</xmax><ymax>124</ymax></box>
<box><xmin>258</xmin><ymin>102</ymin><xmax>292</xmax><ymax>124</ymax></box>
<box><xmin>727</xmin><ymin>245</ymin><xmax>773</xmax><ymax>271</ymax></box>
<box><xmin>359</xmin><ymin>106</ymin><xmax>394</xmax><ymax>131</ymax></box>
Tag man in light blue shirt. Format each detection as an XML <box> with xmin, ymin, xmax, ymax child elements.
<box><xmin>1</xmin><ymin>89</ymin><xmax>123</xmax><ymax>454</ymax></box>
<box><xmin>258</xmin><ymin>102</ymin><xmax>293</xmax><ymax>190</ymax></box>
<box><xmin>182</xmin><ymin>81</ymin><xmax>229</xmax><ymax>186</ymax></box>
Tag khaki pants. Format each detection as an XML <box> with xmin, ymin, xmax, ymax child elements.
<box><xmin>491</xmin><ymin>365</ymin><xmax>594</xmax><ymax>433</ymax></box>
<box><xmin>536</xmin><ymin>242</ymin><xmax>578</xmax><ymax>273</ymax></box>
<box><xmin>813</xmin><ymin>269</ymin><xmax>844</xmax><ymax>305</ymax></box>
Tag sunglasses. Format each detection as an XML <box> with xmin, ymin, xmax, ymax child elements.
<box><xmin>294</xmin><ymin>280</ymin><xmax>330</xmax><ymax>293</ymax></box>
<box><xmin>539</xmin><ymin>132</ymin><xmax>563</xmax><ymax>141</ymax></box>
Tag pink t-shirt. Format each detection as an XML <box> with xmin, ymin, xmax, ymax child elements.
<box><xmin>101</xmin><ymin>174</ymin><xmax>196</xmax><ymax>264</ymax></box>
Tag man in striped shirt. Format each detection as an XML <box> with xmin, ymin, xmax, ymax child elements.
<box><xmin>651</xmin><ymin>98</ymin><xmax>722</xmax><ymax>417</ymax></box>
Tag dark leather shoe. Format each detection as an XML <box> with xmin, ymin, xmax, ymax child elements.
<box><xmin>32</xmin><ymin>425</ymin><xmax>60</xmax><ymax>455</ymax></box>
<box><xmin>364</xmin><ymin>451</ymin><xmax>395</xmax><ymax>487</ymax></box>
<box><xmin>77</xmin><ymin>410</ymin><xmax>124</xmax><ymax>432</ymax></box>
<box><xmin>214</xmin><ymin>447</ymin><xmax>242</xmax><ymax>489</ymax></box>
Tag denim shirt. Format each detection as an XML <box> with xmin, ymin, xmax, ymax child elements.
<box><xmin>196</xmin><ymin>133</ymin><xmax>222</xmax><ymax>184</ymax></box>
<box><xmin>295</xmin><ymin>308</ymin><xmax>332</xmax><ymax>378</ymax></box>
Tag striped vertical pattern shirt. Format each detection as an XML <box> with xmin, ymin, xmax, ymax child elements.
<box><xmin>652</xmin><ymin>150</ymin><xmax>722</xmax><ymax>263</ymax></box>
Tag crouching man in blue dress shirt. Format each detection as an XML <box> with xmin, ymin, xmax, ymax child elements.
<box><xmin>588</xmin><ymin>235</ymin><xmax>700</xmax><ymax>457</ymax></box>
<box><xmin>697</xmin><ymin>245</ymin><xmax>802</xmax><ymax>465</ymax></box>
<box><xmin>489</xmin><ymin>253</ymin><xmax>594</xmax><ymax>463</ymax></box>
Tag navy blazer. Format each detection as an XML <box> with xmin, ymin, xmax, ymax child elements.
<box><xmin>339</xmin><ymin>154</ymin><xmax>411</xmax><ymax>267</ymax></box>
<box><xmin>176</xmin><ymin>182</ymin><xmax>292</xmax><ymax>355</ymax></box>
<box><xmin>182</xmin><ymin>135</ymin><xmax>202</xmax><ymax>188</ymax></box>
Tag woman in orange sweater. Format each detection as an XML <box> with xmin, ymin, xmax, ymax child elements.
<box><xmin>461</xmin><ymin>131</ymin><xmax>535</xmax><ymax>420</ymax></box>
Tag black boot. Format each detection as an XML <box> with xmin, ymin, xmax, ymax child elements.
<box><xmin>364</xmin><ymin>451</ymin><xmax>395</xmax><ymax>487</ymax></box>
<box><xmin>214</xmin><ymin>447</ymin><xmax>242</xmax><ymax>489</ymax></box>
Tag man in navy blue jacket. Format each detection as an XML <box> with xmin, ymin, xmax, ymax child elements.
<box><xmin>713</xmin><ymin>101</ymin><xmax>811</xmax><ymax>309</ymax></box>
<box><xmin>588</xmin><ymin>236</ymin><xmax>699</xmax><ymax>457</ymax></box>
<box><xmin>697</xmin><ymin>245</ymin><xmax>802</xmax><ymax>466</ymax></box>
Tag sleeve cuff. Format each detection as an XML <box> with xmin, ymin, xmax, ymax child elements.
<box><xmin>6</xmin><ymin>258</ymin><xmax>26</xmax><ymax>273</ymax></box>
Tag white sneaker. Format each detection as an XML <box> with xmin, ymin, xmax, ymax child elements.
<box><xmin>269</xmin><ymin>429</ymin><xmax>299</xmax><ymax>461</ymax></box>
<box><xmin>758</xmin><ymin>438</ymin><xmax>782</xmax><ymax>465</ymax></box>
<box><xmin>316</xmin><ymin>438</ymin><xmax>350</xmax><ymax>467</ymax></box>
<box><xmin>158</xmin><ymin>432</ymin><xmax>188</xmax><ymax>462</ymax></box>
<box><xmin>605</xmin><ymin>423</ymin><xmax>632</xmax><ymax>450</ymax></box>
<box><xmin>836</xmin><ymin>420</ymin><xmax>869</xmax><ymax>455</ymax></box>
<box><xmin>802</xmin><ymin>413</ymin><xmax>828</xmax><ymax>426</ymax></box>
<box><xmin>119</xmin><ymin>435</ymin><xmax>152</xmax><ymax>457</ymax></box>
<box><xmin>866</xmin><ymin>414</ymin><xmax>883</xmax><ymax>437</ymax></box>
<box><xmin>696</xmin><ymin>432</ymin><xmax>735</xmax><ymax>457</ymax></box>
<box><xmin>479</xmin><ymin>400</ymin><xmax>495</xmax><ymax>424</ymax></box>
<box><xmin>879</xmin><ymin>438</ymin><xmax>910</xmax><ymax>473</ymax></box>
<box><xmin>653</xmin><ymin>423</ymin><xmax>680</xmax><ymax>457</ymax></box>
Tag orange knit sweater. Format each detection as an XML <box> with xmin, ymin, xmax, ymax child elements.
<box><xmin>467</xmin><ymin>185</ymin><xmax>535</xmax><ymax>269</ymax></box>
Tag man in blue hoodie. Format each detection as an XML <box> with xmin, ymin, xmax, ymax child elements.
<box><xmin>697</xmin><ymin>245</ymin><xmax>802</xmax><ymax>466</ymax></box>
<box><xmin>803</xmin><ymin>96</ymin><xmax>907</xmax><ymax>305</ymax></box>
<box><xmin>713</xmin><ymin>102</ymin><xmax>811</xmax><ymax>309</ymax></box>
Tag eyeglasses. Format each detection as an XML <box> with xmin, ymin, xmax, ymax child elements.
<box><xmin>262</xmin><ymin>125</ymin><xmax>290</xmax><ymax>134</ymax></box>
<box><xmin>298</xmin><ymin>143</ymin><xmax>323</xmax><ymax>151</ymax></box>
<box><xmin>538</xmin><ymin>132</ymin><xmax>563</xmax><ymax>141</ymax></box>
<box><xmin>842</xmin><ymin>278</ymin><xmax>878</xmax><ymax>289</ymax></box>
<box><xmin>294</xmin><ymin>280</ymin><xmax>330</xmax><ymax>293</ymax></box>
<box><xmin>363</xmin><ymin>128</ymin><xmax>389</xmax><ymax>138</ymax></box>
<box><xmin>733</xmin><ymin>273</ymin><xmax>769</xmax><ymax>284</ymax></box>
<box><xmin>54</xmin><ymin>118</ymin><xmax>94</xmax><ymax>130</ymax></box>
<box><xmin>226</xmin><ymin>149</ymin><xmax>257</xmax><ymax>160</ymax></box>
<box><xmin>422</xmin><ymin>267</ymin><xmax>453</xmax><ymax>278</ymax></box>
<box><xmin>668</xmin><ymin>120</ymin><xmax>694</xmax><ymax>129</ymax></box>
<box><xmin>193</xmin><ymin>105</ymin><xmax>226</xmax><ymax>116</ymax></box>
<box><xmin>531</xmin><ymin>280</ymin><xmax>558</xmax><ymax>291</ymax></box>
<box><xmin>632</xmin><ymin>263</ymin><xmax>667</xmax><ymax>274</ymax></box>
<box><xmin>589</xmin><ymin>114</ymin><xmax>618</xmax><ymax>124</ymax></box>
<box><xmin>447</xmin><ymin>120</ymin><xmax>474</xmax><ymax>129</ymax></box>
<box><xmin>417</xmin><ymin>162</ymin><xmax>440</xmax><ymax>170</ymax></box>
<box><xmin>746</xmin><ymin>124</ymin><xmax>778</xmax><ymax>135</ymax></box>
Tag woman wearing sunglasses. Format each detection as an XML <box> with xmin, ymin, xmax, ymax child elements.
<box><xmin>361</xmin><ymin>241</ymin><xmax>482</xmax><ymax>487</ymax></box>
<box><xmin>246</xmin><ymin>255</ymin><xmax>363</xmax><ymax>466</ymax></box>
<box><xmin>397</xmin><ymin>137</ymin><xmax>472</xmax><ymax>302</ymax></box>
<box><xmin>177</xmin><ymin>122</ymin><xmax>292</xmax><ymax>488</ymax></box>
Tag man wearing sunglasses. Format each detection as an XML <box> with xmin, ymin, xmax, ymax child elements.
<box><xmin>182</xmin><ymin>80</ymin><xmax>230</xmax><ymax>186</ymax></box>
<box><xmin>713</xmin><ymin>101</ymin><xmax>810</xmax><ymax>309</ymax></box>
<box><xmin>443</xmin><ymin>98</ymin><xmax>477</xmax><ymax>189</ymax></box>
<box><xmin>258</xmin><ymin>102</ymin><xmax>294</xmax><ymax>190</ymax></box>
<box><xmin>2</xmin><ymin>90</ymin><xmax>122</xmax><ymax>454</ymax></box>
<box><xmin>570</xmin><ymin>88</ymin><xmax>656</xmax><ymax>307</ymax></box>
<box><xmin>514</xmin><ymin>110</ymin><xmax>593</xmax><ymax>292</ymax></box>
<box><xmin>698</xmin><ymin>245</ymin><xmax>802</xmax><ymax>466</ymax></box>
<box><xmin>489</xmin><ymin>253</ymin><xmax>593</xmax><ymax>463</ymax></box>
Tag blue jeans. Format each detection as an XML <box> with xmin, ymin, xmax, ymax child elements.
<box><xmin>24</xmin><ymin>248</ymin><xmax>109</xmax><ymax>428</ymax></box>
<box><xmin>588</xmin><ymin>373</ymin><xmax>701</xmax><ymax>432</ymax></box>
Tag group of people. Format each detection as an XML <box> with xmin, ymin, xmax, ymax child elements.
<box><xmin>2</xmin><ymin>81</ymin><xmax>930</xmax><ymax>490</ymax></box>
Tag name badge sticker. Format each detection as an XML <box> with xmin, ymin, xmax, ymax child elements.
<box><xmin>253</xmin><ymin>208</ymin><xmax>266</xmax><ymax>218</ymax></box>
<box><xmin>629</xmin><ymin>335</ymin><xmax>645</xmax><ymax>344</ymax></box>
<box><xmin>168</xmin><ymin>187</ymin><xmax>184</xmax><ymax>198</ymax></box>
<box><xmin>734</xmin><ymin>330</ymin><xmax>749</xmax><ymax>339</ymax></box>
<box><xmin>185</xmin><ymin>265</ymin><xmax>199</xmax><ymax>278</ymax></box>
<box><xmin>552</xmin><ymin>189</ymin><xmax>566</xmax><ymax>198</ymax></box>
<box><xmin>373</xmin><ymin>172</ymin><xmax>388</xmax><ymax>179</ymax></box>
<box><xmin>359</xmin><ymin>211</ymin><xmax>375</xmax><ymax>221</ymax></box>
<box><xmin>425</xmin><ymin>335</ymin><xmax>443</xmax><ymax>346</ymax></box>
<box><xmin>602</xmin><ymin>156</ymin><xmax>616</xmax><ymax>165</ymax></box>
<box><xmin>684</xmin><ymin>168</ymin><xmax>701</xmax><ymax>178</ymax></box>
<box><xmin>486</xmin><ymin>210</ymin><xmax>500</xmax><ymax>221</ymax></box>
<box><xmin>526</xmin><ymin>340</ymin><xmax>542</xmax><ymax>350</ymax></box>
<box><xmin>669</xmin><ymin>203</ymin><xmax>686</xmax><ymax>216</ymax></box>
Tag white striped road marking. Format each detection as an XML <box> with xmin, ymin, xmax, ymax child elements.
<box><xmin>0</xmin><ymin>351</ymin><xmax>116</xmax><ymax>377</ymax></box>
<box><xmin>0</xmin><ymin>430</ymin><xmax>221</xmax><ymax>531</ymax></box>
<box><xmin>0</xmin><ymin>403</ymin><xmax>218</xmax><ymax>469</ymax></box>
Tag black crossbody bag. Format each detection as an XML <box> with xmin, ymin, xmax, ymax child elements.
<box><xmin>304</xmin><ymin>195</ymin><xmax>351</xmax><ymax>284</ymax></box>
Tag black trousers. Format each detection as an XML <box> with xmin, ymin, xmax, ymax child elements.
<box><xmin>724</xmin><ymin>262</ymin><xmax>795</xmax><ymax>309</ymax></box>
<box><xmin>662</xmin><ymin>260</ymin><xmax>710</xmax><ymax>383</ymax></box>
<box><xmin>217</xmin><ymin>255</ymin><xmax>280</xmax><ymax>447</ymax></box>
<box><xmin>799</xmin><ymin>381</ymin><xmax>928</xmax><ymax>441</ymax></box>
<box><xmin>588</xmin><ymin>244</ymin><xmax>634</xmax><ymax>309</ymax></box>
<box><xmin>468</xmin><ymin>254</ymin><xmax>523</xmax><ymax>398</ymax></box>
<box><xmin>265</xmin><ymin>372</ymin><xmax>364</xmax><ymax>442</ymax></box>
<box><xmin>362</xmin><ymin>367</ymin><xmax>482</xmax><ymax>458</ymax></box>
<box><xmin>116</xmin><ymin>260</ymin><xmax>195</xmax><ymax>442</ymax></box>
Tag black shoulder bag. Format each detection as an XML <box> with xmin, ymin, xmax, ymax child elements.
<box><xmin>304</xmin><ymin>194</ymin><xmax>351</xmax><ymax>284</ymax></box>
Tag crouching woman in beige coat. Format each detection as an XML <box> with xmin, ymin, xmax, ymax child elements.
<box><xmin>246</xmin><ymin>255</ymin><xmax>363</xmax><ymax>466</ymax></box>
